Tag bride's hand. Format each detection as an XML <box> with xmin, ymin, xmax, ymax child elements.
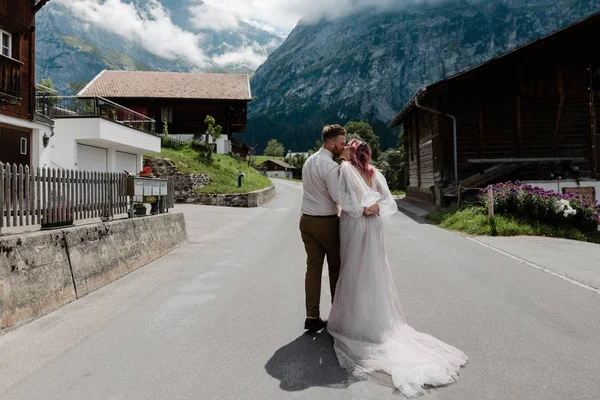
<box><xmin>363</xmin><ymin>204</ymin><xmax>380</xmax><ymax>216</ymax></box>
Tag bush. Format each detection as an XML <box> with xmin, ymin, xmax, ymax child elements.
<box><xmin>161</xmin><ymin>135</ymin><xmax>186</xmax><ymax>151</ymax></box>
<box><xmin>479</xmin><ymin>181</ymin><xmax>600</xmax><ymax>233</ymax></box>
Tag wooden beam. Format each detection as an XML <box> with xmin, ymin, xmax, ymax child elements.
<box><xmin>33</xmin><ymin>0</ymin><xmax>50</xmax><ymax>14</ymax></box>
<box><xmin>478</xmin><ymin>100</ymin><xmax>485</xmax><ymax>158</ymax></box>
<box><xmin>414</xmin><ymin>113</ymin><xmax>421</xmax><ymax>188</ymax></box>
<box><xmin>590</xmin><ymin>92</ymin><xmax>598</xmax><ymax>178</ymax></box>
<box><xmin>468</xmin><ymin>157</ymin><xmax>586</xmax><ymax>164</ymax></box>
<box><xmin>516</xmin><ymin>95</ymin><xmax>522</xmax><ymax>157</ymax></box>
<box><xmin>552</xmin><ymin>68</ymin><xmax>565</xmax><ymax>156</ymax></box>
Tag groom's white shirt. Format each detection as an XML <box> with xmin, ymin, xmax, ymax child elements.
<box><xmin>301</xmin><ymin>148</ymin><xmax>340</xmax><ymax>216</ymax></box>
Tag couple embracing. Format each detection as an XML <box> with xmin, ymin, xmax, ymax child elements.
<box><xmin>299</xmin><ymin>124</ymin><xmax>468</xmax><ymax>397</ymax></box>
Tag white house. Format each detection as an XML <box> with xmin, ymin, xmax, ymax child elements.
<box><xmin>258</xmin><ymin>159</ymin><xmax>296</xmax><ymax>179</ymax></box>
<box><xmin>75</xmin><ymin>70</ymin><xmax>251</xmax><ymax>159</ymax></box>
<box><xmin>36</xmin><ymin>94</ymin><xmax>161</xmax><ymax>173</ymax></box>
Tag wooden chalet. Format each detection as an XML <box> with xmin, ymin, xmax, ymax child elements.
<box><xmin>0</xmin><ymin>0</ymin><xmax>52</xmax><ymax>166</ymax></box>
<box><xmin>258</xmin><ymin>159</ymin><xmax>297</xmax><ymax>179</ymax></box>
<box><xmin>389</xmin><ymin>11</ymin><xmax>600</xmax><ymax>205</ymax></box>
<box><xmin>78</xmin><ymin>70</ymin><xmax>250</xmax><ymax>139</ymax></box>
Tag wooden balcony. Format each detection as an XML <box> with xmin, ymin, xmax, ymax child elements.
<box><xmin>0</xmin><ymin>55</ymin><xmax>21</xmax><ymax>105</ymax></box>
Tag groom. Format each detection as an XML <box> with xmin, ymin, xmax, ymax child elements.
<box><xmin>299</xmin><ymin>124</ymin><xmax>347</xmax><ymax>331</ymax></box>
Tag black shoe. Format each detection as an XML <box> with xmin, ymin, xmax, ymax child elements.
<box><xmin>304</xmin><ymin>317</ymin><xmax>327</xmax><ymax>331</ymax></box>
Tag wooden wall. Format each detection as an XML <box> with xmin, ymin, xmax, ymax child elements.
<box><xmin>402</xmin><ymin>14</ymin><xmax>600</xmax><ymax>190</ymax></box>
<box><xmin>0</xmin><ymin>124</ymin><xmax>31</xmax><ymax>165</ymax></box>
<box><xmin>0</xmin><ymin>0</ymin><xmax>36</xmax><ymax>121</ymax></box>
<box><xmin>109</xmin><ymin>98</ymin><xmax>248</xmax><ymax>137</ymax></box>
<box><xmin>406</xmin><ymin>67</ymin><xmax>595</xmax><ymax>188</ymax></box>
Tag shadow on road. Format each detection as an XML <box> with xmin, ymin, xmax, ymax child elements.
<box><xmin>265</xmin><ymin>330</ymin><xmax>362</xmax><ymax>391</ymax></box>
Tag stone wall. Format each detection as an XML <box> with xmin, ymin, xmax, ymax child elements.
<box><xmin>185</xmin><ymin>185</ymin><xmax>276</xmax><ymax>208</ymax></box>
<box><xmin>143</xmin><ymin>156</ymin><xmax>276</xmax><ymax>207</ymax></box>
<box><xmin>144</xmin><ymin>157</ymin><xmax>210</xmax><ymax>202</ymax></box>
<box><xmin>0</xmin><ymin>232</ymin><xmax>76</xmax><ymax>331</ymax></box>
<box><xmin>0</xmin><ymin>213</ymin><xmax>187</xmax><ymax>332</ymax></box>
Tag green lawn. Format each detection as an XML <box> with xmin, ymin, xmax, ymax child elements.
<box><xmin>426</xmin><ymin>206</ymin><xmax>600</xmax><ymax>244</ymax></box>
<box><xmin>251</xmin><ymin>155</ymin><xmax>285</xmax><ymax>165</ymax></box>
<box><xmin>153</xmin><ymin>147</ymin><xmax>272</xmax><ymax>194</ymax></box>
<box><xmin>390</xmin><ymin>190</ymin><xmax>406</xmax><ymax>196</ymax></box>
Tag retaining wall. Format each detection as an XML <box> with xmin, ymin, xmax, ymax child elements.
<box><xmin>0</xmin><ymin>213</ymin><xmax>187</xmax><ymax>331</ymax></box>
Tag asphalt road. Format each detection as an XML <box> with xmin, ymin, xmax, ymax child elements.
<box><xmin>0</xmin><ymin>180</ymin><xmax>599</xmax><ymax>400</ymax></box>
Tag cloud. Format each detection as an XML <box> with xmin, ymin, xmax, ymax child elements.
<box><xmin>55</xmin><ymin>0</ymin><xmax>211</xmax><ymax>67</ymax></box>
<box><xmin>188</xmin><ymin>0</ymin><xmax>450</xmax><ymax>32</ymax></box>
<box><xmin>212</xmin><ymin>44</ymin><xmax>269</xmax><ymax>69</ymax></box>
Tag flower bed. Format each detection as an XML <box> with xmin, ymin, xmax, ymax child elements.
<box><xmin>480</xmin><ymin>181</ymin><xmax>600</xmax><ymax>233</ymax></box>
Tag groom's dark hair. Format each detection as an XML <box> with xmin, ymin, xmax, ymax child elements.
<box><xmin>322</xmin><ymin>124</ymin><xmax>346</xmax><ymax>143</ymax></box>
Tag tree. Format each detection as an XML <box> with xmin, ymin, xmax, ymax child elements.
<box><xmin>37</xmin><ymin>78</ymin><xmax>58</xmax><ymax>111</ymax></box>
<box><xmin>40</xmin><ymin>78</ymin><xmax>54</xmax><ymax>90</ymax></box>
<box><xmin>69</xmin><ymin>80</ymin><xmax>88</xmax><ymax>95</ymax></box>
<box><xmin>375</xmin><ymin>145</ymin><xmax>405</xmax><ymax>191</ymax></box>
<box><xmin>201</xmin><ymin>115</ymin><xmax>223</xmax><ymax>161</ymax></box>
<box><xmin>286</xmin><ymin>153</ymin><xmax>307</xmax><ymax>169</ymax></box>
<box><xmin>344</xmin><ymin>121</ymin><xmax>381</xmax><ymax>160</ymax></box>
<box><xmin>264</xmin><ymin>139</ymin><xmax>285</xmax><ymax>157</ymax></box>
<box><xmin>312</xmin><ymin>140</ymin><xmax>323</xmax><ymax>152</ymax></box>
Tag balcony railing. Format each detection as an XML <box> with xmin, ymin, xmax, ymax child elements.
<box><xmin>35</xmin><ymin>94</ymin><xmax>156</xmax><ymax>135</ymax></box>
<box><xmin>0</xmin><ymin>55</ymin><xmax>21</xmax><ymax>103</ymax></box>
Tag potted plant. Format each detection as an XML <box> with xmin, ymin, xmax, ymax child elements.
<box><xmin>139</xmin><ymin>166</ymin><xmax>153</xmax><ymax>177</ymax></box>
<box><xmin>145</xmin><ymin>196</ymin><xmax>160</xmax><ymax>215</ymax></box>
<box><xmin>134</xmin><ymin>202</ymin><xmax>147</xmax><ymax>216</ymax></box>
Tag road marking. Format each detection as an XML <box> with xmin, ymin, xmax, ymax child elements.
<box><xmin>467</xmin><ymin>237</ymin><xmax>600</xmax><ymax>295</ymax></box>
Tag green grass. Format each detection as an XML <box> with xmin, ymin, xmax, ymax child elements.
<box><xmin>252</xmin><ymin>155</ymin><xmax>285</xmax><ymax>165</ymax></box>
<box><xmin>426</xmin><ymin>206</ymin><xmax>600</xmax><ymax>244</ymax></box>
<box><xmin>153</xmin><ymin>147</ymin><xmax>272</xmax><ymax>194</ymax></box>
<box><xmin>390</xmin><ymin>190</ymin><xmax>406</xmax><ymax>196</ymax></box>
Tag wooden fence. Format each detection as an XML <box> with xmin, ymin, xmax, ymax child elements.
<box><xmin>1</xmin><ymin>163</ymin><xmax>175</xmax><ymax>233</ymax></box>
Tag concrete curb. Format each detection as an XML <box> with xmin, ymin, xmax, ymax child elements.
<box><xmin>0</xmin><ymin>213</ymin><xmax>187</xmax><ymax>332</ymax></box>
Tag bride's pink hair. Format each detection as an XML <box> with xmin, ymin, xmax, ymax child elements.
<box><xmin>348</xmin><ymin>139</ymin><xmax>375</xmax><ymax>177</ymax></box>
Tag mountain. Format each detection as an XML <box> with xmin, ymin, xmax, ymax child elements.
<box><xmin>35</xmin><ymin>1</ymin><xmax>285</xmax><ymax>94</ymax></box>
<box><xmin>247</xmin><ymin>0</ymin><xmax>600</xmax><ymax>152</ymax></box>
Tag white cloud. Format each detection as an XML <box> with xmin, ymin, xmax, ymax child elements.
<box><xmin>213</xmin><ymin>44</ymin><xmax>269</xmax><ymax>69</ymax></box>
<box><xmin>55</xmin><ymin>0</ymin><xmax>211</xmax><ymax>67</ymax></box>
<box><xmin>54</xmin><ymin>0</ymin><xmax>452</xmax><ymax>70</ymax></box>
<box><xmin>188</xmin><ymin>0</ymin><xmax>449</xmax><ymax>32</ymax></box>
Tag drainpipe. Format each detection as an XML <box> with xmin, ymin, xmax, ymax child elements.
<box><xmin>414</xmin><ymin>95</ymin><xmax>459</xmax><ymax>190</ymax></box>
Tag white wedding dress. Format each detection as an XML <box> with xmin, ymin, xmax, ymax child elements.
<box><xmin>327</xmin><ymin>162</ymin><xmax>468</xmax><ymax>398</ymax></box>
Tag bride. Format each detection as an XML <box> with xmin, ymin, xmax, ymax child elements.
<box><xmin>327</xmin><ymin>139</ymin><xmax>468</xmax><ymax>398</ymax></box>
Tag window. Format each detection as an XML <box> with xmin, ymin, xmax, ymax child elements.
<box><xmin>20</xmin><ymin>137</ymin><xmax>27</xmax><ymax>155</ymax></box>
<box><xmin>1</xmin><ymin>30</ymin><xmax>11</xmax><ymax>58</ymax></box>
<box><xmin>161</xmin><ymin>106</ymin><xmax>173</xmax><ymax>123</ymax></box>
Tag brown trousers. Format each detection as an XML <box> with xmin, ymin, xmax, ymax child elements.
<box><xmin>299</xmin><ymin>214</ymin><xmax>341</xmax><ymax>318</ymax></box>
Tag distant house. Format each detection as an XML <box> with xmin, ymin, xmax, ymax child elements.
<box><xmin>231</xmin><ymin>136</ymin><xmax>253</xmax><ymax>161</ymax></box>
<box><xmin>389</xmin><ymin>11</ymin><xmax>600</xmax><ymax>205</ymax></box>
<box><xmin>78</xmin><ymin>70</ymin><xmax>251</xmax><ymax>156</ymax></box>
<box><xmin>258</xmin><ymin>160</ymin><xmax>296</xmax><ymax>179</ymax></box>
<box><xmin>0</xmin><ymin>0</ymin><xmax>54</xmax><ymax>168</ymax></box>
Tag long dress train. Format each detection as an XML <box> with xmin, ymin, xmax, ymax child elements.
<box><xmin>327</xmin><ymin>162</ymin><xmax>468</xmax><ymax>398</ymax></box>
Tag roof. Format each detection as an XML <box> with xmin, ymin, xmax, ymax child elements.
<box><xmin>78</xmin><ymin>70</ymin><xmax>252</xmax><ymax>101</ymax></box>
<box><xmin>260</xmin><ymin>160</ymin><xmax>296</xmax><ymax>170</ymax></box>
<box><xmin>388</xmin><ymin>10</ymin><xmax>600</xmax><ymax>128</ymax></box>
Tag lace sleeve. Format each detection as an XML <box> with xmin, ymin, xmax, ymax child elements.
<box><xmin>374</xmin><ymin>170</ymin><xmax>398</xmax><ymax>218</ymax></box>
<box><xmin>338</xmin><ymin>162</ymin><xmax>381</xmax><ymax>219</ymax></box>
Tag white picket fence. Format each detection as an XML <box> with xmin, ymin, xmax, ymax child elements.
<box><xmin>0</xmin><ymin>163</ymin><xmax>175</xmax><ymax>233</ymax></box>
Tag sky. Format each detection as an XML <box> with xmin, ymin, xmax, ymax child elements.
<box><xmin>53</xmin><ymin>0</ymin><xmax>447</xmax><ymax>69</ymax></box>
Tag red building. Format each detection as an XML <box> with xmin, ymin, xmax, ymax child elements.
<box><xmin>0</xmin><ymin>0</ymin><xmax>53</xmax><ymax>167</ymax></box>
<box><xmin>78</xmin><ymin>70</ymin><xmax>252</xmax><ymax>155</ymax></box>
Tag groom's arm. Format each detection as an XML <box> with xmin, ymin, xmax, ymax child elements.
<box><xmin>325</xmin><ymin>163</ymin><xmax>340</xmax><ymax>204</ymax></box>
